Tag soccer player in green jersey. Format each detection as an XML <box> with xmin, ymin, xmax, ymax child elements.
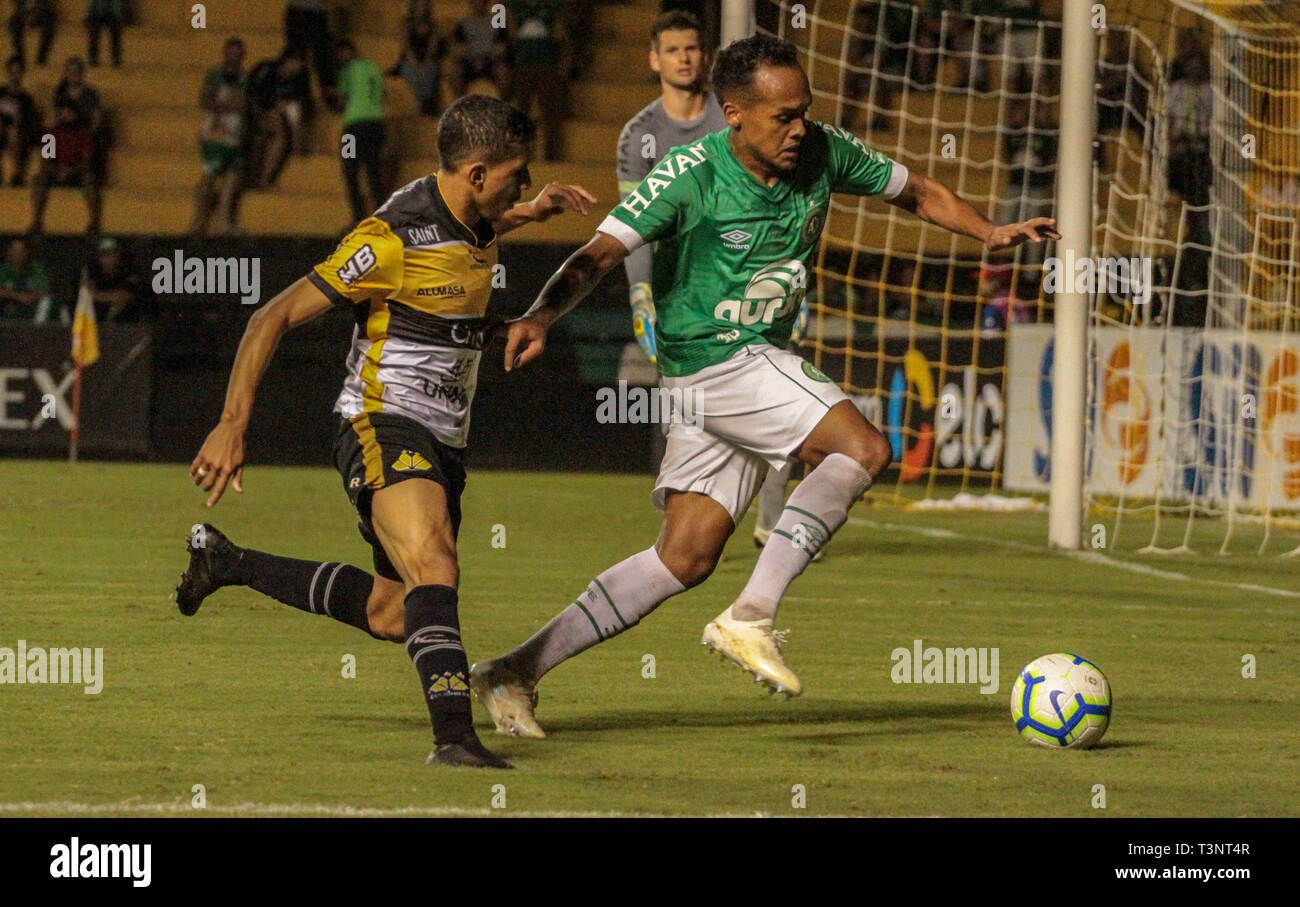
<box><xmin>472</xmin><ymin>35</ymin><xmax>1058</xmax><ymax>737</ymax></box>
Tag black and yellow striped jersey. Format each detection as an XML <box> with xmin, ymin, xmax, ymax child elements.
<box><xmin>307</xmin><ymin>174</ymin><xmax>498</xmax><ymax>449</ymax></box>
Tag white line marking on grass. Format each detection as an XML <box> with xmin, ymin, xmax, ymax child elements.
<box><xmin>849</xmin><ymin>518</ymin><xmax>1300</xmax><ymax>600</ymax></box>
<box><xmin>0</xmin><ymin>801</ymin><xmax>776</xmax><ymax>818</ymax></box>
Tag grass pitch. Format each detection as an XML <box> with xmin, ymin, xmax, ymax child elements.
<box><xmin>1</xmin><ymin>460</ymin><xmax>1297</xmax><ymax>817</ymax></box>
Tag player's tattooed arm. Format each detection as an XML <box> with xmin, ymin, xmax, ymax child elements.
<box><xmin>492</xmin><ymin>182</ymin><xmax>598</xmax><ymax>235</ymax></box>
<box><xmin>502</xmin><ymin>231</ymin><xmax>629</xmax><ymax>372</ymax></box>
<box><xmin>190</xmin><ymin>277</ymin><xmax>333</xmax><ymax>506</ymax></box>
<box><xmin>888</xmin><ymin>171</ymin><xmax>1060</xmax><ymax>251</ymax></box>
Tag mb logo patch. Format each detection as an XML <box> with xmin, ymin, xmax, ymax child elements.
<box><xmin>428</xmin><ymin>671</ymin><xmax>470</xmax><ymax>696</ymax></box>
<box><xmin>392</xmin><ymin>450</ymin><xmax>432</xmax><ymax>472</ymax></box>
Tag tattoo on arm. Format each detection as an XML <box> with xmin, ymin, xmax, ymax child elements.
<box><xmin>525</xmin><ymin>236</ymin><xmax>626</xmax><ymax>323</ymax></box>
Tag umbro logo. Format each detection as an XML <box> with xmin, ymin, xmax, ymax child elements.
<box><xmin>392</xmin><ymin>450</ymin><xmax>432</xmax><ymax>472</ymax></box>
<box><xmin>720</xmin><ymin>229</ymin><xmax>752</xmax><ymax>249</ymax></box>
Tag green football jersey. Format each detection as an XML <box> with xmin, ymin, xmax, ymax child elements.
<box><xmin>598</xmin><ymin>121</ymin><xmax>908</xmax><ymax>377</ymax></box>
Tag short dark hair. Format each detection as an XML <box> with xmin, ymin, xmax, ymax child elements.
<box><xmin>710</xmin><ymin>34</ymin><xmax>801</xmax><ymax>105</ymax></box>
<box><xmin>651</xmin><ymin>11</ymin><xmax>702</xmax><ymax>49</ymax></box>
<box><xmin>436</xmin><ymin>94</ymin><xmax>535</xmax><ymax>171</ymax></box>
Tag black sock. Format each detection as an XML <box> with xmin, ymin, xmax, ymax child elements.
<box><xmin>404</xmin><ymin>584</ymin><xmax>474</xmax><ymax>745</ymax></box>
<box><xmin>236</xmin><ymin>549</ymin><xmax>373</xmax><ymax>635</ymax></box>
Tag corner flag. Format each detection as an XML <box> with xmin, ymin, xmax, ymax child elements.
<box><xmin>71</xmin><ymin>275</ymin><xmax>99</xmax><ymax>367</ymax></box>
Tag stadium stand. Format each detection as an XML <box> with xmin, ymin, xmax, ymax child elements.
<box><xmin>0</xmin><ymin>0</ymin><xmax>675</xmax><ymax>243</ymax></box>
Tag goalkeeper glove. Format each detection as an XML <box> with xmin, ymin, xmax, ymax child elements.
<box><xmin>790</xmin><ymin>297</ymin><xmax>811</xmax><ymax>346</ymax></box>
<box><xmin>629</xmin><ymin>282</ymin><xmax>657</xmax><ymax>365</ymax></box>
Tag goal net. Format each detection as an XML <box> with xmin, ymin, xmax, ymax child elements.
<box><xmin>755</xmin><ymin>0</ymin><xmax>1300</xmax><ymax>554</ymax></box>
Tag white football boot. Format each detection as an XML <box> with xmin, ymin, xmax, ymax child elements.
<box><xmin>469</xmin><ymin>659</ymin><xmax>546</xmax><ymax>739</ymax></box>
<box><xmin>702</xmin><ymin>605</ymin><xmax>802</xmax><ymax>698</ymax></box>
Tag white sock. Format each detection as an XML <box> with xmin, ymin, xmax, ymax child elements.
<box><xmin>732</xmin><ymin>453</ymin><xmax>872</xmax><ymax>621</ymax></box>
<box><xmin>756</xmin><ymin>459</ymin><xmax>796</xmax><ymax>533</ymax></box>
<box><xmin>506</xmin><ymin>548</ymin><xmax>686</xmax><ymax>683</ymax></box>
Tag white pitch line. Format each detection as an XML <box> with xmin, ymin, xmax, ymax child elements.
<box><xmin>849</xmin><ymin>517</ymin><xmax>1300</xmax><ymax>600</ymax></box>
<box><xmin>0</xmin><ymin>801</ymin><xmax>774</xmax><ymax>818</ymax></box>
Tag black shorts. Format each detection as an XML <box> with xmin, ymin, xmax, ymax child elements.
<box><xmin>332</xmin><ymin>412</ymin><xmax>466</xmax><ymax>582</ymax></box>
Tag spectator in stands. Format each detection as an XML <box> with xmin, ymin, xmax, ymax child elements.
<box><xmin>330</xmin><ymin>38</ymin><xmax>385</xmax><ymax>224</ymax></box>
<box><xmin>0</xmin><ymin>55</ymin><xmax>39</xmax><ymax>185</ymax></box>
<box><xmin>389</xmin><ymin>0</ymin><xmax>446</xmax><ymax>116</ymax></box>
<box><xmin>1167</xmin><ymin>27</ymin><xmax>1207</xmax><ymax>83</ymax></box>
<box><xmin>246</xmin><ymin>45</ymin><xmax>313</xmax><ymax>188</ymax></box>
<box><xmin>8</xmin><ymin>0</ymin><xmax>55</xmax><ymax>69</ymax></box>
<box><xmin>451</xmin><ymin>0</ymin><xmax>508</xmax><ymax>98</ymax></box>
<box><xmin>284</xmin><ymin>0</ymin><xmax>336</xmax><ymax>98</ymax></box>
<box><xmin>998</xmin><ymin>98</ymin><xmax>1056</xmax><ymax>263</ymax></box>
<box><xmin>563</xmin><ymin>0</ymin><xmax>597</xmax><ymax>80</ymax></box>
<box><xmin>998</xmin><ymin>0</ymin><xmax>1042</xmax><ymax>93</ymax></box>
<box><xmin>911</xmin><ymin>2</ymin><xmax>949</xmax><ymax>89</ymax></box>
<box><xmin>507</xmin><ymin>0</ymin><xmax>565</xmax><ymax>161</ymax></box>
<box><xmin>1097</xmin><ymin>26</ymin><xmax>1146</xmax><ymax>137</ymax></box>
<box><xmin>29</xmin><ymin>56</ymin><xmax>105</xmax><ymax>234</ymax></box>
<box><xmin>0</xmin><ymin>235</ymin><xmax>54</xmax><ymax>322</ymax></box>
<box><xmin>885</xmin><ymin>260</ymin><xmax>918</xmax><ymax>321</ymax></box>
<box><xmin>840</xmin><ymin>1</ymin><xmax>909</xmax><ymax>133</ymax></box>
<box><xmin>187</xmin><ymin>37</ymin><xmax>247</xmax><ymax>237</ymax></box>
<box><xmin>977</xmin><ymin>262</ymin><xmax>1031</xmax><ymax>335</ymax></box>
<box><xmin>86</xmin><ymin>235</ymin><xmax>150</xmax><ymax>321</ymax></box>
<box><xmin>949</xmin><ymin>18</ymin><xmax>990</xmax><ymax>93</ymax></box>
<box><xmin>1167</xmin><ymin>34</ymin><xmax>1212</xmax><ymax>247</ymax></box>
<box><xmin>85</xmin><ymin>0</ymin><xmax>125</xmax><ymax>68</ymax></box>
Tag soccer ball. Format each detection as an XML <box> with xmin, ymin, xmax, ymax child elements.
<box><xmin>1010</xmin><ymin>653</ymin><xmax>1112</xmax><ymax>749</ymax></box>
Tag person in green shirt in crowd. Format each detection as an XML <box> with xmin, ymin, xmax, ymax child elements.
<box><xmin>188</xmin><ymin>37</ymin><xmax>248</xmax><ymax>237</ymax></box>
<box><xmin>330</xmin><ymin>38</ymin><xmax>386</xmax><ymax>224</ymax></box>
<box><xmin>507</xmin><ymin>0</ymin><xmax>565</xmax><ymax>161</ymax></box>
<box><xmin>0</xmin><ymin>235</ymin><xmax>55</xmax><ymax>323</ymax></box>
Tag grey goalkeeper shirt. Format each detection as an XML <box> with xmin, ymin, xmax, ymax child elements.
<box><xmin>616</xmin><ymin>92</ymin><xmax>727</xmax><ymax>292</ymax></box>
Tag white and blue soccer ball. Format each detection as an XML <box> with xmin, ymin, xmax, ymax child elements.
<box><xmin>1010</xmin><ymin>653</ymin><xmax>1112</xmax><ymax>749</ymax></box>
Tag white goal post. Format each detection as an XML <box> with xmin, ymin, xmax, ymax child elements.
<box><xmin>1048</xmin><ymin>0</ymin><xmax>1096</xmax><ymax>550</ymax></box>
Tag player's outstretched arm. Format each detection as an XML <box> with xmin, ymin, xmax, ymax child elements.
<box><xmin>888</xmin><ymin>171</ymin><xmax>1060</xmax><ymax>252</ymax></box>
<box><xmin>502</xmin><ymin>231</ymin><xmax>629</xmax><ymax>372</ymax></box>
<box><xmin>190</xmin><ymin>276</ymin><xmax>334</xmax><ymax>507</ymax></box>
<box><xmin>492</xmin><ymin>182</ymin><xmax>598</xmax><ymax>235</ymax></box>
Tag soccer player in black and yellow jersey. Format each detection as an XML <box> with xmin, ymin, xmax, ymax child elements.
<box><xmin>176</xmin><ymin>95</ymin><xmax>596</xmax><ymax>769</ymax></box>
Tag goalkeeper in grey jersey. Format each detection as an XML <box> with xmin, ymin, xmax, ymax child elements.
<box><xmin>616</xmin><ymin>10</ymin><xmax>726</xmax><ymax>364</ymax></box>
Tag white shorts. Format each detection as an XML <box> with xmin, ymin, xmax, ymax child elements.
<box><xmin>651</xmin><ymin>345</ymin><xmax>849</xmax><ymax>524</ymax></box>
